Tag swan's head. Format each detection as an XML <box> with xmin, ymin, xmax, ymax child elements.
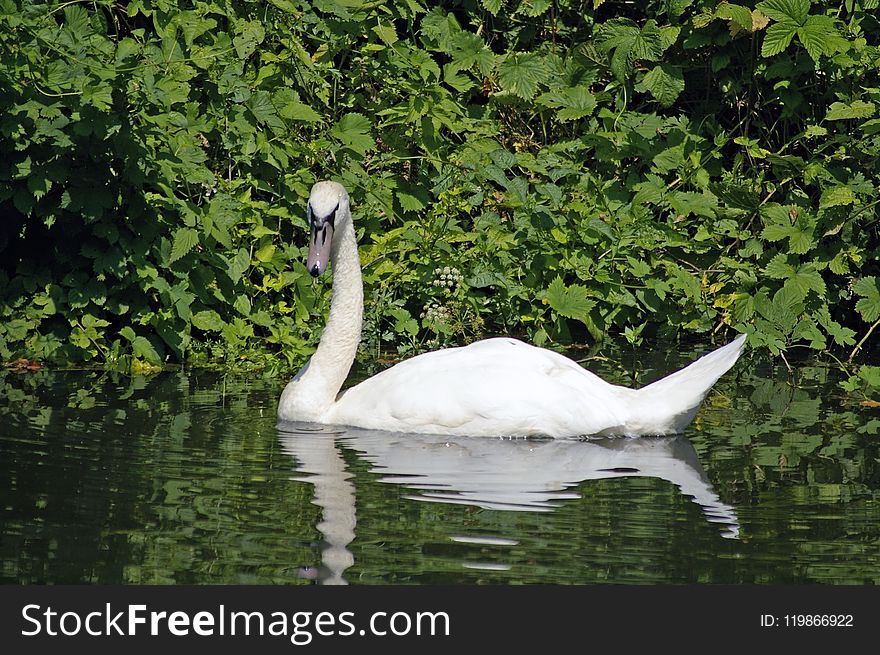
<box><xmin>306</xmin><ymin>181</ymin><xmax>350</xmax><ymax>277</ymax></box>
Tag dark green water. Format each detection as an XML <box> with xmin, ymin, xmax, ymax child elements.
<box><xmin>1</xmin><ymin>342</ymin><xmax>878</xmax><ymax>585</ymax></box>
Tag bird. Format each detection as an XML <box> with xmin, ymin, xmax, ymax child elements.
<box><xmin>277</xmin><ymin>180</ymin><xmax>747</xmax><ymax>438</ymax></box>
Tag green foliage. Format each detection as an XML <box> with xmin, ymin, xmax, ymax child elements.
<box><xmin>840</xmin><ymin>364</ymin><xmax>880</xmax><ymax>395</ymax></box>
<box><xmin>0</xmin><ymin>0</ymin><xmax>878</xmax><ymax>373</ymax></box>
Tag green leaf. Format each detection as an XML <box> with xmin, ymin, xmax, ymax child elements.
<box><xmin>761</xmin><ymin>21</ymin><xmax>797</xmax><ymax>57</ymax></box>
<box><xmin>62</xmin><ymin>4</ymin><xmax>90</xmax><ymax>33</ymax></box>
<box><xmin>797</xmin><ymin>16</ymin><xmax>848</xmax><ymax>62</ymax></box>
<box><xmin>450</xmin><ymin>32</ymin><xmax>495</xmax><ymax>77</ymax></box>
<box><xmin>250</xmin><ymin>310</ymin><xmax>273</xmax><ymax>328</ymax></box>
<box><xmin>856</xmin><ymin>365</ymin><xmax>880</xmax><ymax>389</ymax></box>
<box><xmin>669</xmin><ymin>190</ymin><xmax>718</xmax><ymax>218</ymax></box>
<box><xmin>505</xmin><ymin>176</ymin><xmax>529</xmax><ymax>204</ymax></box>
<box><xmin>233</xmin><ymin>295</ymin><xmax>252</xmax><ymax>316</ymax></box>
<box><xmin>633</xmin><ymin>175</ymin><xmax>666</xmax><ymax>206</ymax></box>
<box><xmin>255</xmin><ymin>243</ymin><xmax>276</xmax><ymax>262</ymax></box>
<box><xmin>27</xmin><ymin>174</ymin><xmax>51</xmax><ymax>200</ymax></box>
<box><xmin>659</xmin><ymin>25</ymin><xmax>681</xmax><ymax>51</ymax></box>
<box><xmin>793</xmin><ymin>316</ymin><xmax>826</xmax><ymax>350</ymax></box>
<box><xmin>815</xmin><ymin>306</ymin><xmax>856</xmax><ymax>346</ymax></box>
<box><xmin>330</xmin><ymin>113</ymin><xmax>375</xmax><ymax>155</ymax></box>
<box><xmin>640</xmin><ymin>64</ymin><xmax>685</xmax><ymax>107</ymax></box>
<box><xmin>170</xmin><ymin>284</ymin><xmax>193</xmax><ymax>321</ymax></box>
<box><xmin>761</xmin><ymin>223</ymin><xmax>792</xmax><ymax>243</ymax></box>
<box><xmin>761</xmin><ymin>206</ymin><xmax>815</xmax><ymax>254</ymax></box>
<box><xmin>764</xmin><ymin>253</ymin><xmax>795</xmax><ymax>279</ymax></box>
<box><xmin>466</xmin><ymin>271</ymin><xmax>507</xmax><ymax>289</ymax></box>
<box><xmin>169</xmin><ymin>227</ymin><xmax>199</xmax><ymax>263</ymax></box>
<box><xmin>819</xmin><ymin>185</ymin><xmax>856</xmax><ymax>209</ymax></box>
<box><xmin>82</xmin><ymin>84</ymin><xmax>114</xmax><ymax>111</ymax></box>
<box><xmin>825</xmin><ymin>100</ymin><xmax>876</xmax><ymax>121</ymax></box>
<box><xmin>227</xmin><ymin>249</ymin><xmax>251</xmax><ymax>285</ymax></box>
<box><xmin>765</xmin><ymin>286</ymin><xmax>802</xmax><ymax>331</ymax></box>
<box><xmin>481</xmin><ymin>0</ymin><xmax>503</xmax><ymax>15</ymax></box>
<box><xmin>756</xmin><ymin>0</ymin><xmax>809</xmax><ymax>25</ymax></box>
<box><xmin>372</xmin><ymin>22</ymin><xmax>398</xmax><ymax>47</ymax></box>
<box><xmin>119</xmin><ymin>326</ymin><xmax>162</xmax><ymax>364</ymax></box>
<box><xmin>860</xmin><ymin>118</ymin><xmax>880</xmax><ymax>135</ymax></box>
<box><xmin>785</xmin><ymin>264</ymin><xmax>825</xmax><ymax>300</ymax></box>
<box><xmin>388</xmin><ymin>307</ymin><xmax>419</xmax><ymax>337</ymax></box>
<box><xmin>420</xmin><ymin>9</ymin><xmax>459</xmax><ymax>52</ymax></box>
<box><xmin>251</xmin><ymin>225</ymin><xmax>278</xmax><ymax>238</ymax></box>
<box><xmin>597</xmin><ymin>19</ymin><xmax>666</xmax><ymax>81</ymax></box>
<box><xmin>537</xmin><ymin>87</ymin><xmax>597</xmax><ymax>121</ymax></box>
<box><xmin>192</xmin><ymin>310</ymin><xmax>225</xmax><ymax>332</ymax></box>
<box><xmin>267</xmin><ymin>0</ymin><xmax>298</xmax><ymax>11</ymax></box>
<box><xmin>498</xmin><ymin>52</ymin><xmax>545</xmax><ymax>100</ymax></box>
<box><xmin>853</xmin><ymin>277</ymin><xmax>880</xmax><ymax>323</ymax></box>
<box><xmin>396</xmin><ymin>183</ymin><xmax>430</xmax><ymax>212</ymax></box>
<box><xmin>545</xmin><ymin>276</ymin><xmax>596</xmax><ymax>323</ymax></box>
<box><xmin>247</xmin><ymin>90</ymin><xmax>281</xmax><ymax>127</ymax></box>
<box><xmin>516</xmin><ymin>0</ymin><xmax>552</xmax><ymax>17</ymax></box>
<box><xmin>279</xmin><ymin>101</ymin><xmax>323</xmax><ymax>122</ymax></box>
<box><xmin>132</xmin><ymin>336</ymin><xmax>162</xmax><ymax>364</ymax></box>
<box><xmin>787</xmin><ymin>225</ymin><xmax>814</xmax><ymax>255</ymax></box>
<box><xmin>716</xmin><ymin>3</ymin><xmax>755</xmax><ymax>31</ymax></box>
<box><xmin>233</xmin><ymin>20</ymin><xmax>265</xmax><ymax>59</ymax></box>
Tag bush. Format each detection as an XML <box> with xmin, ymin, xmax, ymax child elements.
<box><xmin>0</xmin><ymin>0</ymin><xmax>878</xmax><ymax>372</ymax></box>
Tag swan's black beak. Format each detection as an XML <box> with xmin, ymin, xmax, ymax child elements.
<box><xmin>307</xmin><ymin>222</ymin><xmax>333</xmax><ymax>277</ymax></box>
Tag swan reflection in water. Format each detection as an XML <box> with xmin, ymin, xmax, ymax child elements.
<box><xmin>278</xmin><ymin>425</ymin><xmax>741</xmax><ymax>584</ymax></box>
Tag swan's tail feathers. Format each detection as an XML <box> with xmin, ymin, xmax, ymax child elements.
<box><xmin>624</xmin><ymin>334</ymin><xmax>747</xmax><ymax>436</ymax></box>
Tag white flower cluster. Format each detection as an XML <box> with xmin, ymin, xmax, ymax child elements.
<box><xmin>432</xmin><ymin>266</ymin><xmax>463</xmax><ymax>289</ymax></box>
<box><xmin>421</xmin><ymin>301</ymin><xmax>451</xmax><ymax>323</ymax></box>
<box><xmin>202</xmin><ymin>178</ymin><xmax>218</xmax><ymax>197</ymax></box>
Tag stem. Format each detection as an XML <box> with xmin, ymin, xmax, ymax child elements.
<box><xmin>779</xmin><ymin>350</ymin><xmax>793</xmax><ymax>375</ymax></box>
<box><xmin>848</xmin><ymin>316</ymin><xmax>880</xmax><ymax>363</ymax></box>
<box><xmin>74</xmin><ymin>319</ymin><xmax>109</xmax><ymax>361</ymax></box>
<box><xmin>825</xmin><ymin>349</ymin><xmax>850</xmax><ymax>372</ymax></box>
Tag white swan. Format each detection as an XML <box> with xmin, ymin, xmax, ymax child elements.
<box><xmin>278</xmin><ymin>180</ymin><xmax>747</xmax><ymax>438</ymax></box>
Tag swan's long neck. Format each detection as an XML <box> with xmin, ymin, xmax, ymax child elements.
<box><xmin>279</xmin><ymin>212</ymin><xmax>362</xmax><ymax>421</ymax></box>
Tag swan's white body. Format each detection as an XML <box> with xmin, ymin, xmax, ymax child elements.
<box><xmin>278</xmin><ymin>181</ymin><xmax>747</xmax><ymax>438</ymax></box>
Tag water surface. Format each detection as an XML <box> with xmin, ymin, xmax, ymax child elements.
<box><xmin>1</xmin><ymin>342</ymin><xmax>878</xmax><ymax>584</ymax></box>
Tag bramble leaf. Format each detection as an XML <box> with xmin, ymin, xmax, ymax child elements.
<box><xmin>192</xmin><ymin>310</ymin><xmax>225</xmax><ymax>332</ymax></box>
<box><xmin>640</xmin><ymin>64</ymin><xmax>685</xmax><ymax>107</ymax></box>
<box><xmin>596</xmin><ymin>19</ymin><xmax>666</xmax><ymax>81</ymax></box>
<box><xmin>797</xmin><ymin>15</ymin><xmax>849</xmax><ymax>62</ymax></box>
<box><xmin>498</xmin><ymin>52</ymin><xmax>545</xmax><ymax>99</ymax></box>
<box><xmin>450</xmin><ymin>32</ymin><xmax>495</xmax><ymax>76</ymax></box>
<box><xmin>756</xmin><ymin>0</ymin><xmax>809</xmax><ymax>25</ymax></box>
<box><xmin>717</xmin><ymin>3</ymin><xmax>754</xmax><ymax>30</ymax></box>
<box><xmin>537</xmin><ymin>86</ymin><xmax>597</xmax><ymax>121</ymax></box>
<box><xmin>481</xmin><ymin>0</ymin><xmax>503</xmax><ymax>16</ymax></box>
<box><xmin>545</xmin><ymin>276</ymin><xmax>596</xmax><ymax>324</ymax></box>
<box><xmin>853</xmin><ymin>277</ymin><xmax>880</xmax><ymax>323</ymax></box>
<box><xmin>761</xmin><ymin>21</ymin><xmax>797</xmax><ymax>56</ymax></box>
<box><xmin>330</xmin><ymin>113</ymin><xmax>375</xmax><ymax>155</ymax></box>
<box><xmin>825</xmin><ymin>101</ymin><xmax>876</xmax><ymax>121</ymax></box>
<box><xmin>819</xmin><ymin>186</ymin><xmax>857</xmax><ymax>209</ymax></box>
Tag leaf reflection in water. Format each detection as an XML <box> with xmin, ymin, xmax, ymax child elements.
<box><xmin>278</xmin><ymin>425</ymin><xmax>740</xmax><ymax>584</ymax></box>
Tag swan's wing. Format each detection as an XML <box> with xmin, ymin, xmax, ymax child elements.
<box><xmin>328</xmin><ymin>338</ymin><xmax>628</xmax><ymax>437</ymax></box>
